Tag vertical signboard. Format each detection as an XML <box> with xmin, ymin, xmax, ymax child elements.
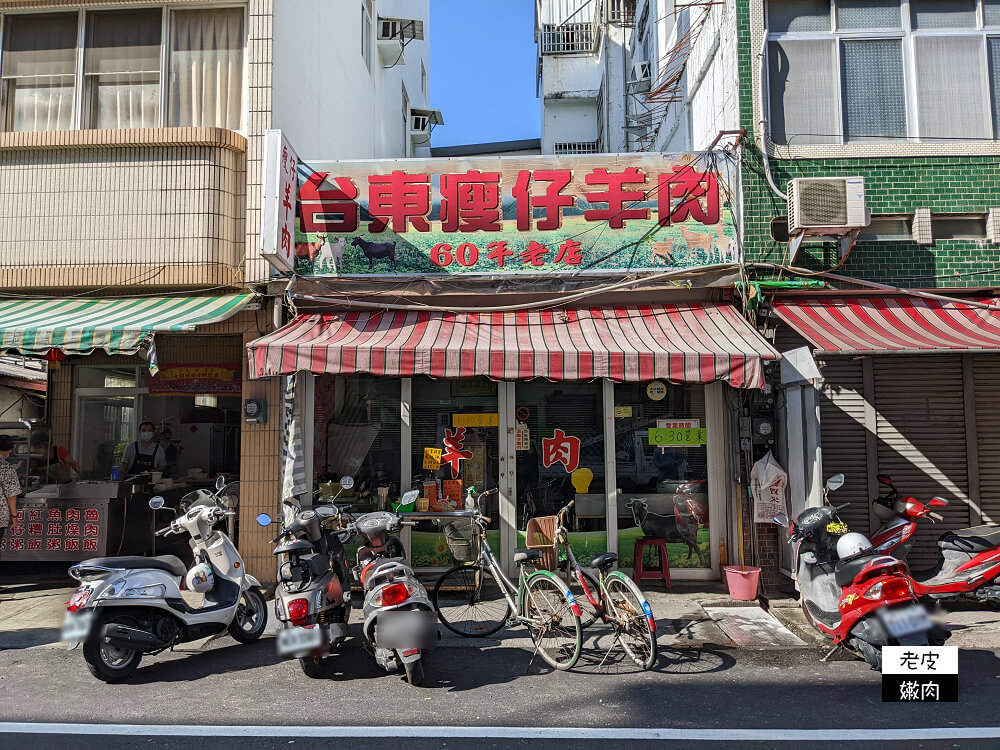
<box><xmin>260</xmin><ymin>129</ymin><xmax>300</xmax><ymax>274</ymax></box>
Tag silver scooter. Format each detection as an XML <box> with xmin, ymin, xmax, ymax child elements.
<box><xmin>352</xmin><ymin>491</ymin><xmax>437</xmax><ymax>686</ymax></box>
<box><xmin>60</xmin><ymin>476</ymin><xmax>267</xmax><ymax>682</ymax></box>
<box><xmin>257</xmin><ymin>476</ymin><xmax>355</xmax><ymax>678</ymax></box>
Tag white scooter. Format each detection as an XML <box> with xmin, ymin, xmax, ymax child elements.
<box><xmin>61</xmin><ymin>476</ymin><xmax>267</xmax><ymax>682</ymax></box>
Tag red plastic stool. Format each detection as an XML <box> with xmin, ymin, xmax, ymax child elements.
<box><xmin>633</xmin><ymin>536</ymin><xmax>672</xmax><ymax>589</ymax></box>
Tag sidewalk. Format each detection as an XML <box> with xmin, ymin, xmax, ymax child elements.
<box><xmin>3</xmin><ymin>576</ymin><xmax>998</xmax><ymax>655</ymax></box>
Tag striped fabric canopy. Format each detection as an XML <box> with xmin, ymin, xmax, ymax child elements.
<box><xmin>249</xmin><ymin>305</ymin><xmax>778</xmax><ymax>388</ymax></box>
<box><xmin>771</xmin><ymin>296</ymin><xmax>1000</xmax><ymax>354</ymax></box>
<box><xmin>0</xmin><ymin>294</ymin><xmax>253</xmax><ymax>356</ymax></box>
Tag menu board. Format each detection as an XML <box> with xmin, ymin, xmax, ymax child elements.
<box><xmin>0</xmin><ymin>500</ymin><xmax>110</xmax><ymax>561</ymax></box>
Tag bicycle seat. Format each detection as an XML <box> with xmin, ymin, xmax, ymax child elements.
<box><xmin>590</xmin><ymin>553</ymin><xmax>618</xmax><ymax>570</ymax></box>
<box><xmin>513</xmin><ymin>548</ymin><xmax>542</xmax><ymax>565</ymax></box>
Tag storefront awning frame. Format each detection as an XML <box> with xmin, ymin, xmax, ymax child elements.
<box><xmin>770</xmin><ymin>295</ymin><xmax>1000</xmax><ymax>355</ymax></box>
<box><xmin>248</xmin><ymin>304</ymin><xmax>779</xmax><ymax>389</ymax></box>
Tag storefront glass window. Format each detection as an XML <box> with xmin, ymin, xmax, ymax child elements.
<box><xmin>76</xmin><ymin>366</ymin><xmax>138</xmax><ymax>389</ymax></box>
<box><xmin>315</xmin><ymin>375</ymin><xmax>401</xmax><ymax>504</ymax></box>
<box><xmin>515</xmin><ymin>381</ymin><xmax>606</xmax><ymax>565</ymax></box>
<box><xmin>76</xmin><ymin>394</ymin><xmax>135</xmax><ymax>479</ymax></box>
<box><xmin>614</xmin><ymin>383</ymin><xmax>710</xmax><ymax>569</ymax></box>
<box><xmin>410</xmin><ymin>377</ymin><xmax>499</xmax><ymax>568</ymax></box>
<box><xmin>138</xmin><ymin>394</ymin><xmax>241</xmax><ymax>477</ymax></box>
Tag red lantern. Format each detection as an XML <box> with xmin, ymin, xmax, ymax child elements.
<box><xmin>41</xmin><ymin>349</ymin><xmax>67</xmax><ymax>369</ymax></box>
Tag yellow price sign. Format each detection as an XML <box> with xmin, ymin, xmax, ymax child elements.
<box><xmin>452</xmin><ymin>413</ymin><xmax>499</xmax><ymax>428</ymax></box>
<box><xmin>648</xmin><ymin>428</ymin><xmax>707</xmax><ymax>446</ymax></box>
<box><xmin>422</xmin><ymin>447</ymin><xmax>442</xmax><ymax>470</ymax></box>
<box><xmin>614</xmin><ymin>406</ymin><xmax>633</xmax><ymax>418</ymax></box>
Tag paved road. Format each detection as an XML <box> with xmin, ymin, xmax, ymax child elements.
<box><xmin>1</xmin><ymin>628</ymin><xmax>999</xmax><ymax>749</ymax></box>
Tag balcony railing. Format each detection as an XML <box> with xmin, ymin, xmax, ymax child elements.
<box><xmin>540</xmin><ymin>21</ymin><xmax>600</xmax><ymax>54</ymax></box>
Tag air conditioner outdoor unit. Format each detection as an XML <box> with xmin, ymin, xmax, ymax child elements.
<box><xmin>787</xmin><ymin>176</ymin><xmax>870</xmax><ymax>235</ymax></box>
<box><xmin>630</xmin><ymin>60</ymin><xmax>651</xmax><ymax>92</ymax></box>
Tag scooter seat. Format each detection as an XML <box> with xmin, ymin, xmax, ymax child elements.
<box><xmin>834</xmin><ymin>555</ymin><xmax>882</xmax><ymax>588</ymax></box>
<box><xmin>78</xmin><ymin>555</ymin><xmax>187</xmax><ymax>577</ymax></box>
<box><xmin>513</xmin><ymin>548</ymin><xmax>542</xmax><ymax>564</ymax></box>
<box><xmin>938</xmin><ymin>525</ymin><xmax>1000</xmax><ymax>553</ymax></box>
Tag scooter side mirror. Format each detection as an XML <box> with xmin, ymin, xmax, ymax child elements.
<box><xmin>825</xmin><ymin>474</ymin><xmax>845</xmax><ymax>492</ymax></box>
<box><xmin>339</xmin><ymin>475</ymin><xmax>355</xmax><ymax>490</ymax></box>
<box><xmin>215</xmin><ymin>475</ymin><xmax>226</xmax><ymax>491</ymax></box>
<box><xmin>930</xmin><ymin>497</ymin><xmax>949</xmax><ymax>507</ymax></box>
<box><xmin>773</xmin><ymin>513</ymin><xmax>789</xmax><ymax>527</ymax></box>
<box><xmin>877</xmin><ymin>475</ymin><xmax>893</xmax><ymax>487</ymax></box>
<box><xmin>148</xmin><ymin>496</ymin><xmax>165</xmax><ymax>510</ymax></box>
<box><xmin>256</xmin><ymin>513</ymin><xmax>272</xmax><ymax>527</ymax></box>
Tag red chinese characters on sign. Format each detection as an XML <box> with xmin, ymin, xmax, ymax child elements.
<box><xmin>84</xmin><ymin>524</ymin><xmax>99</xmax><ymax>538</ymax></box>
<box><xmin>439</xmin><ymin>171</ymin><xmax>502</xmax><ymax>232</ymax></box>
<box><xmin>441</xmin><ymin>427</ymin><xmax>473</xmax><ymax>479</ymax></box>
<box><xmin>66</xmin><ymin>509</ymin><xmax>81</xmax><ymax>522</ymax></box>
<box><xmin>47</xmin><ymin>508</ymin><xmax>62</xmax><ymax>521</ymax></box>
<box><xmin>46</xmin><ymin>538</ymin><xmax>62</xmax><ymax>551</ymax></box>
<box><xmin>658</xmin><ymin>166</ymin><xmax>720</xmax><ymax>226</ymax></box>
<box><xmin>65</xmin><ymin>523</ymin><xmax>81</xmax><ymax>537</ymax></box>
<box><xmin>300</xmin><ymin>172</ymin><xmax>360</xmax><ymax>234</ymax></box>
<box><xmin>28</xmin><ymin>509</ymin><xmax>42</xmax><ymax>522</ymax></box>
<box><xmin>542</xmin><ymin>429</ymin><xmax>582</xmax><ymax>473</ymax></box>
<box><xmin>65</xmin><ymin>538</ymin><xmax>81</xmax><ymax>552</ymax></box>
<box><xmin>27</xmin><ymin>523</ymin><xmax>42</xmax><ymax>537</ymax></box>
<box><xmin>513</xmin><ymin>170</ymin><xmax>575</xmax><ymax>231</ymax></box>
<box><xmin>83</xmin><ymin>539</ymin><xmax>98</xmax><ymax>552</ymax></box>
<box><xmin>27</xmin><ymin>538</ymin><xmax>41</xmax><ymax>551</ymax></box>
<box><xmin>47</xmin><ymin>523</ymin><xmax>61</xmax><ymax>536</ymax></box>
<box><xmin>85</xmin><ymin>509</ymin><xmax>100</xmax><ymax>522</ymax></box>
<box><xmin>8</xmin><ymin>538</ymin><xmax>24</xmax><ymax>551</ymax></box>
<box><xmin>585</xmin><ymin>168</ymin><xmax>649</xmax><ymax>228</ymax></box>
<box><xmin>369</xmin><ymin>172</ymin><xmax>431</xmax><ymax>233</ymax></box>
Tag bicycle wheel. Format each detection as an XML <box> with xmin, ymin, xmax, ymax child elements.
<box><xmin>603</xmin><ymin>571</ymin><xmax>657</xmax><ymax>670</ymax></box>
<box><xmin>523</xmin><ymin>572</ymin><xmax>582</xmax><ymax>670</ymax></box>
<box><xmin>566</xmin><ymin>567</ymin><xmax>601</xmax><ymax>630</ymax></box>
<box><xmin>433</xmin><ymin>564</ymin><xmax>511</xmax><ymax>637</ymax></box>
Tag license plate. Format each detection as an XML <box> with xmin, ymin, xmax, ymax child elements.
<box><xmin>276</xmin><ymin>625</ymin><xmax>323</xmax><ymax>656</ymax></box>
<box><xmin>376</xmin><ymin>610</ymin><xmax>436</xmax><ymax>650</ymax></box>
<box><xmin>880</xmin><ymin>605</ymin><xmax>932</xmax><ymax>639</ymax></box>
<box><xmin>61</xmin><ymin>610</ymin><xmax>94</xmax><ymax>647</ymax></box>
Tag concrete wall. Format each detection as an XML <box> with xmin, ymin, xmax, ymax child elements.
<box><xmin>542</xmin><ymin>100</ymin><xmax>600</xmax><ymax>152</ymax></box>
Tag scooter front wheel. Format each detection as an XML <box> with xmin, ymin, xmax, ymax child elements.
<box><xmin>403</xmin><ymin>656</ymin><xmax>425</xmax><ymax>686</ymax></box>
<box><xmin>299</xmin><ymin>654</ymin><xmax>325</xmax><ymax>678</ymax></box>
<box><xmin>229</xmin><ymin>587</ymin><xmax>267</xmax><ymax>643</ymax></box>
<box><xmin>82</xmin><ymin>615</ymin><xmax>142</xmax><ymax>683</ymax></box>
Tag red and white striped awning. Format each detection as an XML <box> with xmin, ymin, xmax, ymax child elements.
<box><xmin>771</xmin><ymin>296</ymin><xmax>1000</xmax><ymax>353</ymax></box>
<box><xmin>248</xmin><ymin>305</ymin><xmax>778</xmax><ymax>388</ymax></box>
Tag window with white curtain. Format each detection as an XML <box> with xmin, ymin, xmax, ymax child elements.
<box><xmin>0</xmin><ymin>6</ymin><xmax>245</xmax><ymax>133</ymax></box>
<box><xmin>766</xmin><ymin>0</ymin><xmax>1000</xmax><ymax>144</ymax></box>
<box><xmin>1</xmin><ymin>13</ymin><xmax>78</xmax><ymax>132</ymax></box>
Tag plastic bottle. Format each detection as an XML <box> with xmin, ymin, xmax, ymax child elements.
<box><xmin>464</xmin><ymin>486</ymin><xmax>477</xmax><ymax>512</ymax></box>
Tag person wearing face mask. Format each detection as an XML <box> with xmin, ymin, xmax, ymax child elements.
<box><xmin>120</xmin><ymin>421</ymin><xmax>166</xmax><ymax>477</ymax></box>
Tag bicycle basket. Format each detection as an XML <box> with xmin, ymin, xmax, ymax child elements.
<box><xmin>525</xmin><ymin>515</ymin><xmax>558</xmax><ymax>571</ymax></box>
<box><xmin>443</xmin><ymin>518</ymin><xmax>481</xmax><ymax>563</ymax></box>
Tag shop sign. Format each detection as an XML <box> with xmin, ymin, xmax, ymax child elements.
<box><xmin>261</xmin><ymin>129</ymin><xmax>300</xmax><ymax>273</ymax></box>
<box><xmin>648</xmin><ymin>428</ymin><xmax>707</xmax><ymax>446</ymax></box>
<box><xmin>0</xmin><ymin>504</ymin><xmax>103</xmax><ymax>560</ymax></box>
<box><xmin>422</xmin><ymin>447</ymin><xmax>442</xmax><ymax>470</ymax></box>
<box><xmin>656</xmin><ymin>419</ymin><xmax>699</xmax><ymax>429</ymax></box>
<box><xmin>646</xmin><ymin>381</ymin><xmax>667</xmax><ymax>401</ymax></box>
<box><xmin>441</xmin><ymin>479</ymin><xmax>463</xmax><ymax>505</ymax></box>
<box><xmin>515</xmin><ymin>428</ymin><xmax>530</xmax><ymax>451</ymax></box>
<box><xmin>614</xmin><ymin>406</ymin><xmax>633</xmax><ymax>418</ymax></box>
<box><xmin>148</xmin><ymin>363</ymin><xmax>242</xmax><ymax>395</ymax></box>
<box><xmin>441</xmin><ymin>427</ymin><xmax>472</xmax><ymax>478</ymax></box>
<box><xmin>452</xmin><ymin>413</ymin><xmax>499</xmax><ymax>428</ymax></box>
<box><xmin>288</xmin><ymin>152</ymin><xmax>737</xmax><ymax>276</ymax></box>
<box><xmin>542</xmin><ymin>429</ymin><xmax>581</xmax><ymax>473</ymax></box>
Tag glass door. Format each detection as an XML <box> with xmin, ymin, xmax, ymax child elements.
<box><xmin>509</xmin><ymin>381</ymin><xmax>607</xmax><ymax>569</ymax></box>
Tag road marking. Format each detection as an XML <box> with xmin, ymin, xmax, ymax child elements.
<box><xmin>1</xmin><ymin>723</ymin><xmax>999</xmax><ymax>741</ymax></box>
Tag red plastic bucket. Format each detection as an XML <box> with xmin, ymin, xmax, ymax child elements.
<box><xmin>723</xmin><ymin>566</ymin><xmax>761</xmax><ymax>600</ymax></box>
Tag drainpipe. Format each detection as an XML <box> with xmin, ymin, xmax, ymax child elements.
<box><xmin>757</xmin><ymin>34</ymin><xmax>787</xmax><ymax>201</ymax></box>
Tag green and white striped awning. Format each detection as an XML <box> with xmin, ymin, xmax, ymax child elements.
<box><xmin>0</xmin><ymin>294</ymin><xmax>253</xmax><ymax>357</ymax></box>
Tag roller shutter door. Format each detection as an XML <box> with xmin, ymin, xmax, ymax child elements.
<box><xmin>973</xmin><ymin>356</ymin><xmax>1000</xmax><ymax>525</ymax></box>
<box><xmin>873</xmin><ymin>357</ymin><xmax>971</xmax><ymax>567</ymax></box>
<box><xmin>816</xmin><ymin>357</ymin><xmax>870</xmax><ymax>535</ymax></box>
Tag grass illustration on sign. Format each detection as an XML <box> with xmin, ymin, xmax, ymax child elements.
<box><xmin>292</xmin><ymin>153</ymin><xmax>738</xmax><ymax>276</ymax></box>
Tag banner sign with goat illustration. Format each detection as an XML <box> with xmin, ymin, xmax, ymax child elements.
<box><xmin>287</xmin><ymin>151</ymin><xmax>738</xmax><ymax>276</ymax></box>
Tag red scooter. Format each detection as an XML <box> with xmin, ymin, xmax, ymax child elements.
<box><xmin>870</xmin><ymin>475</ymin><xmax>1000</xmax><ymax>603</ymax></box>
<box><xmin>774</xmin><ymin>474</ymin><xmax>946</xmax><ymax>670</ymax></box>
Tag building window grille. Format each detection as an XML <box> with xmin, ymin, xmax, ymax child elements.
<box><xmin>540</xmin><ymin>22</ymin><xmax>598</xmax><ymax>54</ymax></box>
<box><xmin>1</xmin><ymin>6</ymin><xmax>245</xmax><ymax>133</ymax></box>
<box><xmin>554</xmin><ymin>140</ymin><xmax>600</xmax><ymax>154</ymax></box>
<box><xmin>766</xmin><ymin>0</ymin><xmax>1000</xmax><ymax>144</ymax></box>
<box><xmin>607</xmin><ymin>0</ymin><xmax>637</xmax><ymax>25</ymax></box>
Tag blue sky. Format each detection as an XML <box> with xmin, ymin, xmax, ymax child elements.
<box><xmin>429</xmin><ymin>0</ymin><xmax>540</xmax><ymax>147</ymax></box>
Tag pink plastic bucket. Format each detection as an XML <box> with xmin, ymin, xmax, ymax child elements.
<box><xmin>723</xmin><ymin>566</ymin><xmax>761</xmax><ymax>600</ymax></box>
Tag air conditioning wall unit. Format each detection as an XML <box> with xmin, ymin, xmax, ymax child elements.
<box><xmin>410</xmin><ymin>108</ymin><xmax>444</xmax><ymax>141</ymax></box>
<box><xmin>630</xmin><ymin>60</ymin><xmax>651</xmax><ymax>92</ymax></box>
<box><xmin>787</xmin><ymin>176</ymin><xmax>870</xmax><ymax>235</ymax></box>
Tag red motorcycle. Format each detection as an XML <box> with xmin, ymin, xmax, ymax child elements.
<box><xmin>774</xmin><ymin>474</ymin><xmax>946</xmax><ymax>670</ymax></box>
<box><xmin>870</xmin><ymin>475</ymin><xmax>1000</xmax><ymax>603</ymax></box>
